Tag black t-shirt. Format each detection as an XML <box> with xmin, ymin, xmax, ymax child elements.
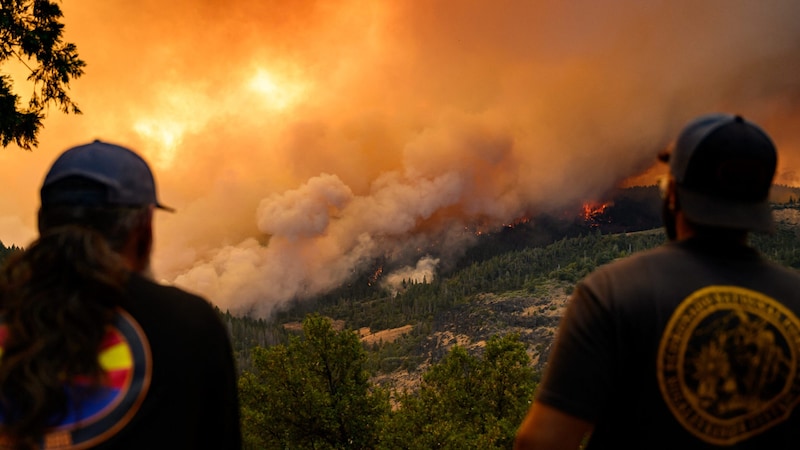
<box><xmin>100</xmin><ymin>274</ymin><xmax>241</xmax><ymax>449</ymax></box>
<box><xmin>11</xmin><ymin>273</ymin><xmax>243</xmax><ymax>449</ymax></box>
<box><xmin>536</xmin><ymin>238</ymin><xmax>800</xmax><ymax>448</ymax></box>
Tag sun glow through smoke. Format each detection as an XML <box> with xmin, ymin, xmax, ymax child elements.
<box><xmin>132</xmin><ymin>120</ymin><xmax>184</xmax><ymax>169</ymax></box>
<box><xmin>129</xmin><ymin>65</ymin><xmax>310</xmax><ymax>169</ymax></box>
<box><xmin>248</xmin><ymin>69</ymin><xmax>306</xmax><ymax>111</ymax></box>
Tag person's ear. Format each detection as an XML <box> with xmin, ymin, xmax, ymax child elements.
<box><xmin>126</xmin><ymin>206</ymin><xmax>154</xmax><ymax>271</ymax></box>
<box><xmin>660</xmin><ymin>176</ymin><xmax>678</xmax><ymax>211</ymax></box>
<box><xmin>136</xmin><ymin>206</ymin><xmax>154</xmax><ymax>261</ymax></box>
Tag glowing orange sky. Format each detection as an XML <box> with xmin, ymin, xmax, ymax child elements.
<box><xmin>1</xmin><ymin>0</ymin><xmax>799</xmax><ymax>317</ymax></box>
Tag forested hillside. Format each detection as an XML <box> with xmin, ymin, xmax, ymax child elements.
<box><xmin>227</xmin><ymin>196</ymin><xmax>800</xmax><ymax>380</ymax></box>
<box><xmin>0</xmin><ymin>242</ymin><xmax>23</xmax><ymax>266</ymax></box>
<box><xmin>232</xmin><ymin>199</ymin><xmax>800</xmax><ymax>448</ymax></box>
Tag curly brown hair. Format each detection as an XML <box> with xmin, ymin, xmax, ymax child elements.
<box><xmin>0</xmin><ymin>205</ymin><xmax>149</xmax><ymax>449</ymax></box>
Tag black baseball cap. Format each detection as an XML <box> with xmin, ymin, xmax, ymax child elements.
<box><xmin>659</xmin><ymin>113</ymin><xmax>776</xmax><ymax>232</ymax></box>
<box><xmin>41</xmin><ymin>140</ymin><xmax>174</xmax><ymax>212</ymax></box>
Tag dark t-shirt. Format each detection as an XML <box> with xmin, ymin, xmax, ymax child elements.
<box><xmin>536</xmin><ymin>238</ymin><xmax>800</xmax><ymax>448</ymax></box>
<box><xmin>8</xmin><ymin>274</ymin><xmax>243</xmax><ymax>449</ymax></box>
<box><xmin>97</xmin><ymin>274</ymin><xmax>242</xmax><ymax>449</ymax></box>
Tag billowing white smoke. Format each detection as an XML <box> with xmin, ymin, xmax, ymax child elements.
<box><xmin>382</xmin><ymin>256</ymin><xmax>441</xmax><ymax>296</ymax></box>
<box><xmin>173</xmin><ymin>166</ymin><xmax>477</xmax><ymax>317</ymax></box>
<box><xmin>257</xmin><ymin>174</ymin><xmax>353</xmax><ymax>240</ymax></box>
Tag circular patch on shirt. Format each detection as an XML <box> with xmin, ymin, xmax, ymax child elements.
<box><xmin>657</xmin><ymin>286</ymin><xmax>800</xmax><ymax>445</ymax></box>
<box><xmin>0</xmin><ymin>308</ymin><xmax>151</xmax><ymax>449</ymax></box>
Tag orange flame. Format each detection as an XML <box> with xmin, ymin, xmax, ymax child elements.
<box><xmin>581</xmin><ymin>201</ymin><xmax>612</xmax><ymax>225</ymax></box>
<box><xmin>367</xmin><ymin>266</ymin><xmax>383</xmax><ymax>286</ymax></box>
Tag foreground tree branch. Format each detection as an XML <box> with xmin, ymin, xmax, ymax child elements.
<box><xmin>0</xmin><ymin>0</ymin><xmax>85</xmax><ymax>150</ymax></box>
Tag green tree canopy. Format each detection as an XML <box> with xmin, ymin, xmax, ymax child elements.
<box><xmin>1</xmin><ymin>0</ymin><xmax>85</xmax><ymax>149</ymax></box>
<box><xmin>381</xmin><ymin>333</ymin><xmax>538</xmax><ymax>450</ymax></box>
<box><xmin>238</xmin><ymin>314</ymin><xmax>390</xmax><ymax>449</ymax></box>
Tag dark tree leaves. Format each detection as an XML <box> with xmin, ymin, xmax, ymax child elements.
<box><xmin>0</xmin><ymin>0</ymin><xmax>85</xmax><ymax>150</ymax></box>
<box><xmin>238</xmin><ymin>314</ymin><xmax>390</xmax><ymax>449</ymax></box>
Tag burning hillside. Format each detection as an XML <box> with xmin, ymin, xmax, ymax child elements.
<box><xmin>2</xmin><ymin>1</ymin><xmax>795</xmax><ymax>318</ymax></box>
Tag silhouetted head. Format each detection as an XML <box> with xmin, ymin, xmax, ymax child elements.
<box><xmin>38</xmin><ymin>140</ymin><xmax>173</xmax><ymax>272</ymax></box>
<box><xmin>658</xmin><ymin>114</ymin><xmax>777</xmax><ymax>236</ymax></box>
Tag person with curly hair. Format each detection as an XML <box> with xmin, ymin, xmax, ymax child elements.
<box><xmin>0</xmin><ymin>141</ymin><xmax>241</xmax><ymax>449</ymax></box>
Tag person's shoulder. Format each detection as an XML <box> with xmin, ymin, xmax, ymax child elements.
<box><xmin>126</xmin><ymin>274</ymin><xmax>222</xmax><ymax>321</ymax></box>
<box><xmin>591</xmin><ymin>242</ymin><xmax>678</xmax><ymax>275</ymax></box>
<box><xmin>577</xmin><ymin>243</ymin><xmax>681</xmax><ymax>295</ymax></box>
<box><xmin>122</xmin><ymin>275</ymin><xmax>235</xmax><ymax>351</ymax></box>
<box><xmin>759</xmin><ymin>255</ymin><xmax>800</xmax><ymax>281</ymax></box>
<box><xmin>129</xmin><ymin>273</ymin><xmax>207</xmax><ymax>301</ymax></box>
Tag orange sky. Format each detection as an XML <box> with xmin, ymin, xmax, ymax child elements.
<box><xmin>1</xmin><ymin>0</ymin><xmax>799</xmax><ymax>317</ymax></box>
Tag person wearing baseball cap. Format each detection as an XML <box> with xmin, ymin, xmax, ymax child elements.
<box><xmin>40</xmin><ymin>139</ymin><xmax>175</xmax><ymax>213</ymax></box>
<box><xmin>0</xmin><ymin>141</ymin><xmax>242</xmax><ymax>449</ymax></box>
<box><xmin>659</xmin><ymin>113</ymin><xmax>777</xmax><ymax>239</ymax></box>
<box><xmin>516</xmin><ymin>114</ymin><xmax>800</xmax><ymax>449</ymax></box>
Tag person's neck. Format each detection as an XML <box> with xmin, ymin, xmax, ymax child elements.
<box><xmin>675</xmin><ymin>212</ymin><xmax>748</xmax><ymax>245</ymax></box>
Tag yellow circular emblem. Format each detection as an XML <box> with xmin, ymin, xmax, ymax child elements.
<box><xmin>657</xmin><ymin>286</ymin><xmax>800</xmax><ymax>445</ymax></box>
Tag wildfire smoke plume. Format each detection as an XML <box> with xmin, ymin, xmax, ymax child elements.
<box><xmin>0</xmin><ymin>1</ymin><xmax>799</xmax><ymax>317</ymax></box>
